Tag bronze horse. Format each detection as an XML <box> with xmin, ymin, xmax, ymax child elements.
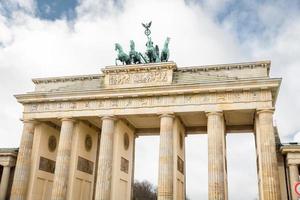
<box><xmin>115</xmin><ymin>43</ymin><xmax>131</xmax><ymax>65</ymax></box>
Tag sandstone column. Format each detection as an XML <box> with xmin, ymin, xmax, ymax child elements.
<box><xmin>255</xmin><ymin>109</ymin><xmax>281</xmax><ymax>200</ymax></box>
<box><xmin>207</xmin><ymin>111</ymin><xmax>227</xmax><ymax>200</ymax></box>
<box><xmin>157</xmin><ymin>113</ymin><xmax>174</xmax><ymax>200</ymax></box>
<box><xmin>51</xmin><ymin>118</ymin><xmax>75</xmax><ymax>200</ymax></box>
<box><xmin>10</xmin><ymin>119</ymin><xmax>36</xmax><ymax>200</ymax></box>
<box><xmin>0</xmin><ymin>166</ymin><xmax>11</xmax><ymax>200</ymax></box>
<box><xmin>289</xmin><ymin>164</ymin><xmax>299</xmax><ymax>200</ymax></box>
<box><xmin>95</xmin><ymin>116</ymin><xmax>116</xmax><ymax>200</ymax></box>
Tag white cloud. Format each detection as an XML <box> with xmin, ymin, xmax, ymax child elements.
<box><xmin>245</xmin><ymin>16</ymin><xmax>300</xmax><ymax>142</ymax></box>
<box><xmin>1</xmin><ymin>0</ymin><xmax>300</xmax><ymax>199</ymax></box>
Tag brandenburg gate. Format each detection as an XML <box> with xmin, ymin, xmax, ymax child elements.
<box><xmin>8</xmin><ymin>60</ymin><xmax>284</xmax><ymax>200</ymax></box>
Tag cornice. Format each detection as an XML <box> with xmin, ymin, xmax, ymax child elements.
<box><xmin>32</xmin><ymin>74</ymin><xmax>103</xmax><ymax>84</ymax></box>
<box><xmin>177</xmin><ymin>60</ymin><xmax>271</xmax><ymax>75</ymax></box>
<box><xmin>280</xmin><ymin>145</ymin><xmax>300</xmax><ymax>154</ymax></box>
<box><xmin>15</xmin><ymin>78</ymin><xmax>281</xmax><ymax>104</ymax></box>
<box><xmin>102</xmin><ymin>61</ymin><xmax>177</xmax><ymax>74</ymax></box>
<box><xmin>0</xmin><ymin>148</ymin><xmax>18</xmax><ymax>157</ymax></box>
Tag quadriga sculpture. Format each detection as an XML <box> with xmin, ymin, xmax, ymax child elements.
<box><xmin>114</xmin><ymin>22</ymin><xmax>170</xmax><ymax>65</ymax></box>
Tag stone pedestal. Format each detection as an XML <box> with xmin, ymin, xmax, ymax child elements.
<box><xmin>95</xmin><ymin>116</ymin><xmax>116</xmax><ymax>200</ymax></box>
<box><xmin>289</xmin><ymin>164</ymin><xmax>299</xmax><ymax>200</ymax></box>
<box><xmin>157</xmin><ymin>114</ymin><xmax>174</xmax><ymax>200</ymax></box>
<box><xmin>207</xmin><ymin>112</ymin><xmax>227</xmax><ymax>200</ymax></box>
<box><xmin>10</xmin><ymin>120</ymin><xmax>36</xmax><ymax>200</ymax></box>
<box><xmin>0</xmin><ymin>166</ymin><xmax>11</xmax><ymax>200</ymax></box>
<box><xmin>51</xmin><ymin>118</ymin><xmax>75</xmax><ymax>200</ymax></box>
<box><xmin>256</xmin><ymin>109</ymin><xmax>281</xmax><ymax>200</ymax></box>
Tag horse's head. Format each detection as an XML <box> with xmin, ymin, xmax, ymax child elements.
<box><xmin>164</xmin><ymin>37</ymin><xmax>170</xmax><ymax>48</ymax></box>
<box><xmin>115</xmin><ymin>43</ymin><xmax>122</xmax><ymax>52</ymax></box>
<box><xmin>130</xmin><ymin>40</ymin><xmax>135</xmax><ymax>50</ymax></box>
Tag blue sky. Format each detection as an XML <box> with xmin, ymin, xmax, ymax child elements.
<box><xmin>1</xmin><ymin>0</ymin><xmax>300</xmax><ymax>199</ymax></box>
<box><xmin>3</xmin><ymin>0</ymin><xmax>299</xmax><ymax>42</ymax></box>
<box><xmin>36</xmin><ymin>0</ymin><xmax>77</xmax><ymax>20</ymax></box>
<box><xmin>0</xmin><ymin>0</ymin><xmax>300</xmax><ymax>42</ymax></box>
<box><xmin>16</xmin><ymin>0</ymin><xmax>300</xmax><ymax>43</ymax></box>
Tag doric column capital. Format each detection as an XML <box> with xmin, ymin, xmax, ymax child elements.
<box><xmin>205</xmin><ymin>111</ymin><xmax>223</xmax><ymax>117</ymax></box>
<box><xmin>21</xmin><ymin>118</ymin><xmax>38</xmax><ymax>124</ymax></box>
<box><xmin>158</xmin><ymin>112</ymin><xmax>175</xmax><ymax>119</ymax></box>
<box><xmin>59</xmin><ymin>117</ymin><xmax>76</xmax><ymax>123</ymax></box>
<box><xmin>289</xmin><ymin>163</ymin><xmax>299</xmax><ymax>167</ymax></box>
<box><xmin>256</xmin><ymin>108</ymin><xmax>275</xmax><ymax>115</ymax></box>
<box><xmin>20</xmin><ymin>118</ymin><xmax>38</xmax><ymax>134</ymax></box>
<box><xmin>101</xmin><ymin>115</ymin><xmax>117</xmax><ymax>121</ymax></box>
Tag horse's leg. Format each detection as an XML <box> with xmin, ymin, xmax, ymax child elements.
<box><xmin>115</xmin><ymin>58</ymin><xmax>119</xmax><ymax>65</ymax></box>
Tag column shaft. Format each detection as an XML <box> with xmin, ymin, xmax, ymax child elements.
<box><xmin>10</xmin><ymin>120</ymin><xmax>36</xmax><ymax>200</ymax></box>
<box><xmin>95</xmin><ymin>116</ymin><xmax>116</xmax><ymax>200</ymax></box>
<box><xmin>157</xmin><ymin>114</ymin><xmax>174</xmax><ymax>200</ymax></box>
<box><xmin>256</xmin><ymin>109</ymin><xmax>281</xmax><ymax>200</ymax></box>
<box><xmin>0</xmin><ymin>166</ymin><xmax>11</xmax><ymax>200</ymax></box>
<box><xmin>207</xmin><ymin>112</ymin><xmax>227</xmax><ymax>200</ymax></box>
<box><xmin>289</xmin><ymin>164</ymin><xmax>299</xmax><ymax>200</ymax></box>
<box><xmin>51</xmin><ymin>118</ymin><xmax>75</xmax><ymax>200</ymax></box>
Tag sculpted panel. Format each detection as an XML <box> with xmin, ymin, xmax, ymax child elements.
<box><xmin>39</xmin><ymin>157</ymin><xmax>56</xmax><ymax>174</ymax></box>
<box><xmin>108</xmin><ymin>70</ymin><xmax>169</xmax><ymax>86</ymax></box>
<box><xmin>77</xmin><ymin>156</ymin><xmax>94</xmax><ymax>175</ymax></box>
<box><xmin>120</xmin><ymin>157</ymin><xmax>129</xmax><ymax>174</ymax></box>
<box><xmin>177</xmin><ymin>156</ymin><xmax>184</xmax><ymax>174</ymax></box>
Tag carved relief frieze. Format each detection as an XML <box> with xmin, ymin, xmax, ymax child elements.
<box><xmin>24</xmin><ymin>90</ymin><xmax>271</xmax><ymax>113</ymax></box>
<box><xmin>104</xmin><ymin>66</ymin><xmax>174</xmax><ymax>88</ymax></box>
<box><xmin>108</xmin><ymin>70</ymin><xmax>168</xmax><ymax>86</ymax></box>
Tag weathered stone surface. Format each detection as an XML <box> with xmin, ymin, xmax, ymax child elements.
<box><xmin>256</xmin><ymin>109</ymin><xmax>281</xmax><ymax>200</ymax></box>
<box><xmin>10</xmin><ymin>120</ymin><xmax>36</xmax><ymax>200</ymax></box>
<box><xmin>95</xmin><ymin>116</ymin><xmax>116</xmax><ymax>200</ymax></box>
<box><xmin>158</xmin><ymin>113</ymin><xmax>174</xmax><ymax>200</ymax></box>
<box><xmin>51</xmin><ymin>118</ymin><xmax>75</xmax><ymax>200</ymax></box>
<box><xmin>207</xmin><ymin>112</ymin><xmax>227</xmax><ymax>200</ymax></box>
<box><xmin>289</xmin><ymin>164</ymin><xmax>299</xmax><ymax>200</ymax></box>
<box><xmin>0</xmin><ymin>166</ymin><xmax>11</xmax><ymax>200</ymax></box>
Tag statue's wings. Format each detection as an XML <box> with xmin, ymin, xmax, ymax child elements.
<box><xmin>142</xmin><ymin>21</ymin><xmax>152</xmax><ymax>28</ymax></box>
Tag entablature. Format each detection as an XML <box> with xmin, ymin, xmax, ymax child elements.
<box><xmin>16</xmin><ymin>78</ymin><xmax>280</xmax><ymax>104</ymax></box>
